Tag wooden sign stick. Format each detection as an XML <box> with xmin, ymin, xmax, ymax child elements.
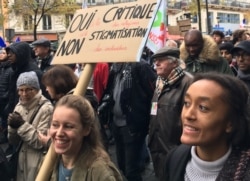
<box><xmin>36</xmin><ymin>63</ymin><xmax>96</xmax><ymax>181</ymax></box>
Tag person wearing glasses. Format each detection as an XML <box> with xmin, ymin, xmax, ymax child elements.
<box><xmin>5</xmin><ymin>42</ymin><xmax>49</xmax><ymax>110</ymax></box>
<box><xmin>7</xmin><ymin>71</ymin><xmax>53</xmax><ymax>181</ymax></box>
<box><xmin>148</xmin><ymin>47</ymin><xmax>193</xmax><ymax>180</ymax></box>
<box><xmin>231</xmin><ymin>40</ymin><xmax>250</xmax><ymax>91</ymax></box>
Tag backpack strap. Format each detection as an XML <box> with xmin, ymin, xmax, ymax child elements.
<box><xmin>165</xmin><ymin>144</ymin><xmax>191</xmax><ymax>181</ymax></box>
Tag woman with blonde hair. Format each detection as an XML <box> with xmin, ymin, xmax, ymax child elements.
<box><xmin>49</xmin><ymin>95</ymin><xmax>122</xmax><ymax>181</ymax></box>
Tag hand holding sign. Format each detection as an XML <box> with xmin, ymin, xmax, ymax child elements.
<box><xmin>36</xmin><ymin>1</ymin><xmax>161</xmax><ymax>180</ymax></box>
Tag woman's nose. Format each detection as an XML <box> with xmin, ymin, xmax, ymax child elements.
<box><xmin>56</xmin><ymin>126</ymin><xmax>64</xmax><ymax>136</ymax></box>
<box><xmin>182</xmin><ymin>106</ymin><xmax>196</xmax><ymax>121</ymax></box>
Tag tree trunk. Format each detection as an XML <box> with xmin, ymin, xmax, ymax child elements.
<box><xmin>33</xmin><ymin>9</ymin><xmax>39</xmax><ymax>41</ymax></box>
<box><xmin>33</xmin><ymin>24</ymin><xmax>37</xmax><ymax>41</ymax></box>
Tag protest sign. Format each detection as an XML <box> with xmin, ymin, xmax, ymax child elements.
<box><xmin>37</xmin><ymin>2</ymin><xmax>161</xmax><ymax>180</ymax></box>
<box><xmin>52</xmin><ymin>0</ymin><xmax>160</xmax><ymax>64</ymax></box>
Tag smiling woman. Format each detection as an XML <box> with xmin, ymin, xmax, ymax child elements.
<box><xmin>164</xmin><ymin>72</ymin><xmax>250</xmax><ymax>181</ymax></box>
<box><xmin>48</xmin><ymin>95</ymin><xmax>122</xmax><ymax>181</ymax></box>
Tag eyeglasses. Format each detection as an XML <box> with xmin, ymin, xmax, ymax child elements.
<box><xmin>233</xmin><ymin>52</ymin><xmax>250</xmax><ymax>59</ymax></box>
<box><xmin>18</xmin><ymin>88</ymin><xmax>34</xmax><ymax>94</ymax></box>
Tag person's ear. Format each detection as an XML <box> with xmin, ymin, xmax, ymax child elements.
<box><xmin>82</xmin><ymin>127</ymin><xmax>91</xmax><ymax>137</ymax></box>
<box><xmin>173</xmin><ymin>60</ymin><xmax>179</xmax><ymax>67</ymax></box>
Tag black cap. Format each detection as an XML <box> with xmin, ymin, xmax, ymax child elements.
<box><xmin>32</xmin><ymin>38</ymin><xmax>50</xmax><ymax>47</ymax></box>
<box><xmin>151</xmin><ymin>47</ymin><xmax>180</xmax><ymax>59</ymax></box>
<box><xmin>231</xmin><ymin>40</ymin><xmax>250</xmax><ymax>54</ymax></box>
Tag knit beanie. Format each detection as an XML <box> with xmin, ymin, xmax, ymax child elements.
<box><xmin>17</xmin><ymin>71</ymin><xmax>40</xmax><ymax>90</ymax></box>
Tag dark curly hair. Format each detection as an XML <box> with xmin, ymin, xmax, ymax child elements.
<box><xmin>212</xmin><ymin>30</ymin><xmax>225</xmax><ymax>39</ymax></box>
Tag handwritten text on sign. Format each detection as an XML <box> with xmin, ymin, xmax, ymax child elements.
<box><xmin>52</xmin><ymin>0</ymin><xmax>159</xmax><ymax>64</ymax></box>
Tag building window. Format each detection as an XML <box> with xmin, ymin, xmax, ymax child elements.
<box><xmin>192</xmin><ymin>14</ymin><xmax>198</xmax><ymax>23</ymax></box>
<box><xmin>43</xmin><ymin>15</ymin><xmax>52</xmax><ymax>30</ymax></box>
<box><xmin>65</xmin><ymin>14</ymin><xmax>74</xmax><ymax>28</ymax></box>
<box><xmin>87</xmin><ymin>0</ymin><xmax>96</xmax><ymax>5</ymax></box>
<box><xmin>106</xmin><ymin>0</ymin><xmax>114</xmax><ymax>3</ymax></box>
<box><xmin>24</xmin><ymin>15</ymin><xmax>33</xmax><ymax>30</ymax></box>
<box><xmin>217</xmin><ymin>13</ymin><xmax>240</xmax><ymax>24</ymax></box>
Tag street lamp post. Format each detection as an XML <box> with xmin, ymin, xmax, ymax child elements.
<box><xmin>197</xmin><ymin>0</ymin><xmax>202</xmax><ymax>31</ymax></box>
<box><xmin>216</xmin><ymin>16</ymin><xmax>220</xmax><ymax>27</ymax></box>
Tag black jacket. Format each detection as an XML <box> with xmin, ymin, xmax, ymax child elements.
<box><xmin>102</xmin><ymin>62</ymin><xmax>157</xmax><ymax>135</ymax></box>
<box><xmin>148</xmin><ymin>72</ymin><xmax>193</xmax><ymax>179</ymax></box>
<box><xmin>0</xmin><ymin>147</ymin><xmax>11</xmax><ymax>181</ymax></box>
<box><xmin>0</xmin><ymin>60</ymin><xmax>14</xmax><ymax>120</ymax></box>
<box><xmin>36</xmin><ymin>54</ymin><xmax>53</xmax><ymax>72</ymax></box>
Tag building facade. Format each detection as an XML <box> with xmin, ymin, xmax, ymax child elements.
<box><xmin>0</xmin><ymin>0</ymin><xmax>249</xmax><ymax>44</ymax></box>
<box><xmin>168</xmin><ymin>0</ymin><xmax>250</xmax><ymax>35</ymax></box>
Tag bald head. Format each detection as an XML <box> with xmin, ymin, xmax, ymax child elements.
<box><xmin>184</xmin><ymin>29</ymin><xmax>204</xmax><ymax>57</ymax></box>
<box><xmin>185</xmin><ymin>29</ymin><xmax>203</xmax><ymax>41</ymax></box>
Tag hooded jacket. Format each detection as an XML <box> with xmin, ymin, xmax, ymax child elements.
<box><xmin>6</xmin><ymin>42</ymin><xmax>41</xmax><ymax>76</ymax></box>
<box><xmin>6</xmin><ymin>42</ymin><xmax>48</xmax><ymax>110</ymax></box>
<box><xmin>180</xmin><ymin>35</ymin><xmax>233</xmax><ymax>75</ymax></box>
<box><xmin>0</xmin><ymin>60</ymin><xmax>14</xmax><ymax>120</ymax></box>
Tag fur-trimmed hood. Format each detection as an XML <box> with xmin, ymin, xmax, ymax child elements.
<box><xmin>180</xmin><ymin>35</ymin><xmax>220</xmax><ymax>63</ymax></box>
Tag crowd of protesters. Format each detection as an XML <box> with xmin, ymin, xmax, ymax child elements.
<box><xmin>0</xmin><ymin>27</ymin><xmax>250</xmax><ymax>181</ymax></box>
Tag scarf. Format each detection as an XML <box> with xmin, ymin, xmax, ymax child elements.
<box><xmin>216</xmin><ymin>148</ymin><xmax>250</xmax><ymax>181</ymax></box>
<box><xmin>119</xmin><ymin>63</ymin><xmax>133</xmax><ymax>114</ymax></box>
<box><xmin>156</xmin><ymin>66</ymin><xmax>184</xmax><ymax>96</ymax></box>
